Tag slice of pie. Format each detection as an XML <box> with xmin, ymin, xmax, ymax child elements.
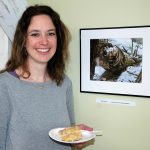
<box><xmin>59</xmin><ymin>126</ymin><xmax>82</xmax><ymax>142</ymax></box>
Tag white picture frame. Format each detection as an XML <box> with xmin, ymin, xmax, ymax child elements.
<box><xmin>80</xmin><ymin>26</ymin><xmax>150</xmax><ymax>97</ymax></box>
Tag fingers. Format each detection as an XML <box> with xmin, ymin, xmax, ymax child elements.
<box><xmin>77</xmin><ymin>124</ymin><xmax>93</xmax><ymax>131</ymax></box>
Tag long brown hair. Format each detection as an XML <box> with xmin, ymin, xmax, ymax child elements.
<box><xmin>1</xmin><ymin>5</ymin><xmax>71</xmax><ymax>85</ymax></box>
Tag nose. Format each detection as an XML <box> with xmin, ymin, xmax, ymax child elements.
<box><xmin>40</xmin><ymin>35</ymin><xmax>48</xmax><ymax>45</ymax></box>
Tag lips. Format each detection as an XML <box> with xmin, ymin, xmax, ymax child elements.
<box><xmin>36</xmin><ymin>48</ymin><xmax>50</xmax><ymax>52</ymax></box>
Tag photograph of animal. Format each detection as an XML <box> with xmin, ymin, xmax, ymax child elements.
<box><xmin>90</xmin><ymin>38</ymin><xmax>142</xmax><ymax>82</ymax></box>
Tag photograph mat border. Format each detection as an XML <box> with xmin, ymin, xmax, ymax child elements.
<box><xmin>80</xmin><ymin>26</ymin><xmax>150</xmax><ymax>97</ymax></box>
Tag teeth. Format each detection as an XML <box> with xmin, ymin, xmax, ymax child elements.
<box><xmin>37</xmin><ymin>49</ymin><xmax>49</xmax><ymax>52</ymax></box>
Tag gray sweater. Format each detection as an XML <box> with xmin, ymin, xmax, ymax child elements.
<box><xmin>0</xmin><ymin>72</ymin><xmax>75</xmax><ymax>150</ymax></box>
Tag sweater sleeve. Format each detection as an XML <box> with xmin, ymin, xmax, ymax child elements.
<box><xmin>66</xmin><ymin>79</ymin><xmax>75</xmax><ymax>125</ymax></box>
<box><xmin>0</xmin><ymin>83</ymin><xmax>10</xmax><ymax>150</ymax></box>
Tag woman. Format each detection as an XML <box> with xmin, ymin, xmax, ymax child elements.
<box><xmin>0</xmin><ymin>5</ymin><xmax>92</xmax><ymax>150</ymax></box>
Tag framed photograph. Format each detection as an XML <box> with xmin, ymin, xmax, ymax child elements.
<box><xmin>80</xmin><ymin>26</ymin><xmax>150</xmax><ymax>97</ymax></box>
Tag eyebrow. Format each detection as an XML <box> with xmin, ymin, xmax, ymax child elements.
<box><xmin>28</xmin><ymin>29</ymin><xmax>56</xmax><ymax>33</ymax></box>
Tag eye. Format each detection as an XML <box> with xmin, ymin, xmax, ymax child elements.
<box><xmin>30</xmin><ymin>32</ymin><xmax>40</xmax><ymax>37</ymax></box>
<box><xmin>47</xmin><ymin>32</ymin><xmax>56</xmax><ymax>36</ymax></box>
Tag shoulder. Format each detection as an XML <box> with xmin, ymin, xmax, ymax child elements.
<box><xmin>60</xmin><ymin>74</ymin><xmax>72</xmax><ymax>89</ymax></box>
<box><xmin>63</xmin><ymin>74</ymin><xmax>72</xmax><ymax>84</ymax></box>
<box><xmin>0</xmin><ymin>72</ymin><xmax>16</xmax><ymax>86</ymax></box>
<box><xmin>0</xmin><ymin>72</ymin><xmax>10</xmax><ymax>92</ymax></box>
<box><xmin>0</xmin><ymin>72</ymin><xmax>9</xmax><ymax>82</ymax></box>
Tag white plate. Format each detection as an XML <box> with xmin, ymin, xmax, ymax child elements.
<box><xmin>49</xmin><ymin>127</ymin><xmax>96</xmax><ymax>144</ymax></box>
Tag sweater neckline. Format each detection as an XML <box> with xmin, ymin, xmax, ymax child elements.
<box><xmin>6</xmin><ymin>71</ymin><xmax>53</xmax><ymax>87</ymax></box>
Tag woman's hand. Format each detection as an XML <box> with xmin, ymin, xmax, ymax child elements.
<box><xmin>72</xmin><ymin>124</ymin><xmax>94</xmax><ymax>149</ymax></box>
<box><xmin>77</xmin><ymin>124</ymin><xmax>93</xmax><ymax>131</ymax></box>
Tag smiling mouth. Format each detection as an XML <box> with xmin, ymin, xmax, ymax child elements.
<box><xmin>36</xmin><ymin>48</ymin><xmax>50</xmax><ymax>52</ymax></box>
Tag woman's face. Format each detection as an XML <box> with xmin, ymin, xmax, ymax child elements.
<box><xmin>25</xmin><ymin>14</ymin><xmax>57</xmax><ymax>65</ymax></box>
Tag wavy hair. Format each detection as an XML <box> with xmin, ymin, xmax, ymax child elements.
<box><xmin>1</xmin><ymin>5</ymin><xmax>71</xmax><ymax>85</ymax></box>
